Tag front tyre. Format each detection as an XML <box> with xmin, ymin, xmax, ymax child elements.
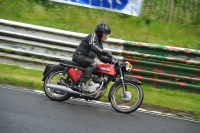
<box><xmin>110</xmin><ymin>80</ymin><xmax>143</xmax><ymax>113</ymax></box>
<box><xmin>44</xmin><ymin>69</ymin><xmax>71</xmax><ymax>102</ymax></box>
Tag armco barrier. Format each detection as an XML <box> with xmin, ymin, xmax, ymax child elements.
<box><xmin>0</xmin><ymin>19</ymin><xmax>199</xmax><ymax>90</ymax></box>
<box><xmin>123</xmin><ymin>42</ymin><xmax>200</xmax><ymax>90</ymax></box>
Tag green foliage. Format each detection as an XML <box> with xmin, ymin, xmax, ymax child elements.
<box><xmin>34</xmin><ymin>0</ymin><xmax>60</xmax><ymax>11</ymax></box>
<box><xmin>142</xmin><ymin>0</ymin><xmax>200</xmax><ymax>25</ymax></box>
<box><xmin>0</xmin><ymin>0</ymin><xmax>199</xmax><ymax>49</ymax></box>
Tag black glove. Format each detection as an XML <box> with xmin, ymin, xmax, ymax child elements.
<box><xmin>107</xmin><ymin>52</ymin><xmax>112</xmax><ymax>58</ymax></box>
<box><xmin>102</xmin><ymin>51</ymin><xmax>112</xmax><ymax>58</ymax></box>
<box><xmin>111</xmin><ymin>59</ymin><xmax>118</xmax><ymax>65</ymax></box>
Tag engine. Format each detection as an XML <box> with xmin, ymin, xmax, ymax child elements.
<box><xmin>68</xmin><ymin>68</ymin><xmax>105</xmax><ymax>93</ymax></box>
<box><xmin>92</xmin><ymin>74</ymin><xmax>104</xmax><ymax>83</ymax></box>
<box><xmin>84</xmin><ymin>74</ymin><xmax>104</xmax><ymax>93</ymax></box>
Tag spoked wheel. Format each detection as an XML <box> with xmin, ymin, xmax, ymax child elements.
<box><xmin>44</xmin><ymin>69</ymin><xmax>71</xmax><ymax>101</ymax></box>
<box><xmin>110</xmin><ymin>80</ymin><xmax>143</xmax><ymax>113</ymax></box>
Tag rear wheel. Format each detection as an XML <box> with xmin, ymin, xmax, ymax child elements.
<box><xmin>110</xmin><ymin>80</ymin><xmax>143</xmax><ymax>113</ymax></box>
<box><xmin>44</xmin><ymin>69</ymin><xmax>71</xmax><ymax>101</ymax></box>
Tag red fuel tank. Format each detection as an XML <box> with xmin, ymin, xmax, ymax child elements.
<box><xmin>68</xmin><ymin>68</ymin><xmax>83</xmax><ymax>82</ymax></box>
<box><xmin>94</xmin><ymin>64</ymin><xmax>115</xmax><ymax>76</ymax></box>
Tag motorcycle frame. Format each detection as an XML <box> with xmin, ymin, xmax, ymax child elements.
<box><xmin>42</xmin><ymin>61</ymin><xmax>141</xmax><ymax>100</ymax></box>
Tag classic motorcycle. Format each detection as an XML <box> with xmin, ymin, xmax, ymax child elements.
<box><xmin>42</xmin><ymin>56</ymin><xmax>144</xmax><ymax>113</ymax></box>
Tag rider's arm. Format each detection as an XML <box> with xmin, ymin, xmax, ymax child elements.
<box><xmin>97</xmin><ymin>54</ymin><xmax>112</xmax><ymax>63</ymax></box>
<box><xmin>88</xmin><ymin>33</ymin><xmax>107</xmax><ymax>55</ymax></box>
<box><xmin>88</xmin><ymin>33</ymin><xmax>111</xmax><ymax>63</ymax></box>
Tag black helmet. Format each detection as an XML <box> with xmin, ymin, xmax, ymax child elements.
<box><xmin>95</xmin><ymin>23</ymin><xmax>111</xmax><ymax>39</ymax></box>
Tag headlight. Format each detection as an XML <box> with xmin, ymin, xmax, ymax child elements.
<box><xmin>125</xmin><ymin>61</ymin><xmax>132</xmax><ymax>72</ymax></box>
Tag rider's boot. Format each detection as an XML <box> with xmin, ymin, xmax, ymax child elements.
<box><xmin>80</xmin><ymin>82</ymin><xmax>87</xmax><ymax>90</ymax></box>
<box><xmin>79</xmin><ymin>76</ymin><xmax>90</xmax><ymax>91</ymax></box>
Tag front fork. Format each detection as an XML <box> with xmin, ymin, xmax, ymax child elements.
<box><xmin>119</xmin><ymin>66</ymin><xmax>127</xmax><ymax>94</ymax></box>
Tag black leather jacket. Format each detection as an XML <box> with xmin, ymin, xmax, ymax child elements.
<box><xmin>74</xmin><ymin>33</ymin><xmax>112</xmax><ymax>63</ymax></box>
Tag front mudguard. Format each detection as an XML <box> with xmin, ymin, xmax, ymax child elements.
<box><xmin>111</xmin><ymin>77</ymin><xmax>142</xmax><ymax>87</ymax></box>
<box><xmin>108</xmin><ymin>77</ymin><xmax>142</xmax><ymax>102</ymax></box>
<box><xmin>123</xmin><ymin>77</ymin><xmax>142</xmax><ymax>85</ymax></box>
<box><xmin>42</xmin><ymin>64</ymin><xmax>66</xmax><ymax>81</ymax></box>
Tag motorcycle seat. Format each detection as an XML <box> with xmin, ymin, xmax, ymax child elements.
<box><xmin>60</xmin><ymin>60</ymin><xmax>85</xmax><ymax>70</ymax></box>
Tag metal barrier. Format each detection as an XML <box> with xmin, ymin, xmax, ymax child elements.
<box><xmin>0</xmin><ymin>19</ymin><xmax>199</xmax><ymax>90</ymax></box>
<box><xmin>123</xmin><ymin>42</ymin><xmax>200</xmax><ymax>90</ymax></box>
<box><xmin>0</xmin><ymin>19</ymin><xmax>124</xmax><ymax>69</ymax></box>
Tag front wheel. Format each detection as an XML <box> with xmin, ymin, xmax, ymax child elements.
<box><xmin>109</xmin><ymin>80</ymin><xmax>144</xmax><ymax>113</ymax></box>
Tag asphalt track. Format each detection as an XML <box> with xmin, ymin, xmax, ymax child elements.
<box><xmin>0</xmin><ymin>86</ymin><xmax>199</xmax><ymax>133</ymax></box>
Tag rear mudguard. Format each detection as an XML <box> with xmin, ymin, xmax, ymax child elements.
<box><xmin>42</xmin><ymin>64</ymin><xmax>66</xmax><ymax>81</ymax></box>
<box><xmin>108</xmin><ymin>77</ymin><xmax>142</xmax><ymax>102</ymax></box>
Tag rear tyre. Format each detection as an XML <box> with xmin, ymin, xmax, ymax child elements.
<box><xmin>44</xmin><ymin>69</ymin><xmax>71</xmax><ymax>101</ymax></box>
<box><xmin>110</xmin><ymin>80</ymin><xmax>143</xmax><ymax>113</ymax></box>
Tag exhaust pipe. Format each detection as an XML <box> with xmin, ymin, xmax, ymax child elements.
<box><xmin>46</xmin><ymin>84</ymin><xmax>81</xmax><ymax>95</ymax></box>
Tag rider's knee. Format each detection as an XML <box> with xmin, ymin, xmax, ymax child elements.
<box><xmin>90</xmin><ymin>61</ymin><xmax>97</xmax><ymax>70</ymax></box>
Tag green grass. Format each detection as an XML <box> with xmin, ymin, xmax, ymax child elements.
<box><xmin>0</xmin><ymin>0</ymin><xmax>199</xmax><ymax>49</ymax></box>
<box><xmin>0</xmin><ymin>63</ymin><xmax>200</xmax><ymax>120</ymax></box>
<box><xmin>143</xmin><ymin>86</ymin><xmax>200</xmax><ymax>114</ymax></box>
<box><xmin>0</xmin><ymin>64</ymin><xmax>43</xmax><ymax>90</ymax></box>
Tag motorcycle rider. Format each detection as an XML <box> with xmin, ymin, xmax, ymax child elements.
<box><xmin>72</xmin><ymin>23</ymin><xmax>112</xmax><ymax>90</ymax></box>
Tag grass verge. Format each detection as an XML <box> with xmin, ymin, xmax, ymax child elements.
<box><xmin>0</xmin><ymin>63</ymin><xmax>199</xmax><ymax>120</ymax></box>
<box><xmin>0</xmin><ymin>0</ymin><xmax>199</xmax><ymax>49</ymax></box>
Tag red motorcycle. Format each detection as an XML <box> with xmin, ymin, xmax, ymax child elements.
<box><xmin>42</xmin><ymin>57</ymin><xmax>143</xmax><ymax>113</ymax></box>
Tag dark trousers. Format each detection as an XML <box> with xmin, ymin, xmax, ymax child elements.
<box><xmin>72</xmin><ymin>54</ymin><xmax>97</xmax><ymax>83</ymax></box>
